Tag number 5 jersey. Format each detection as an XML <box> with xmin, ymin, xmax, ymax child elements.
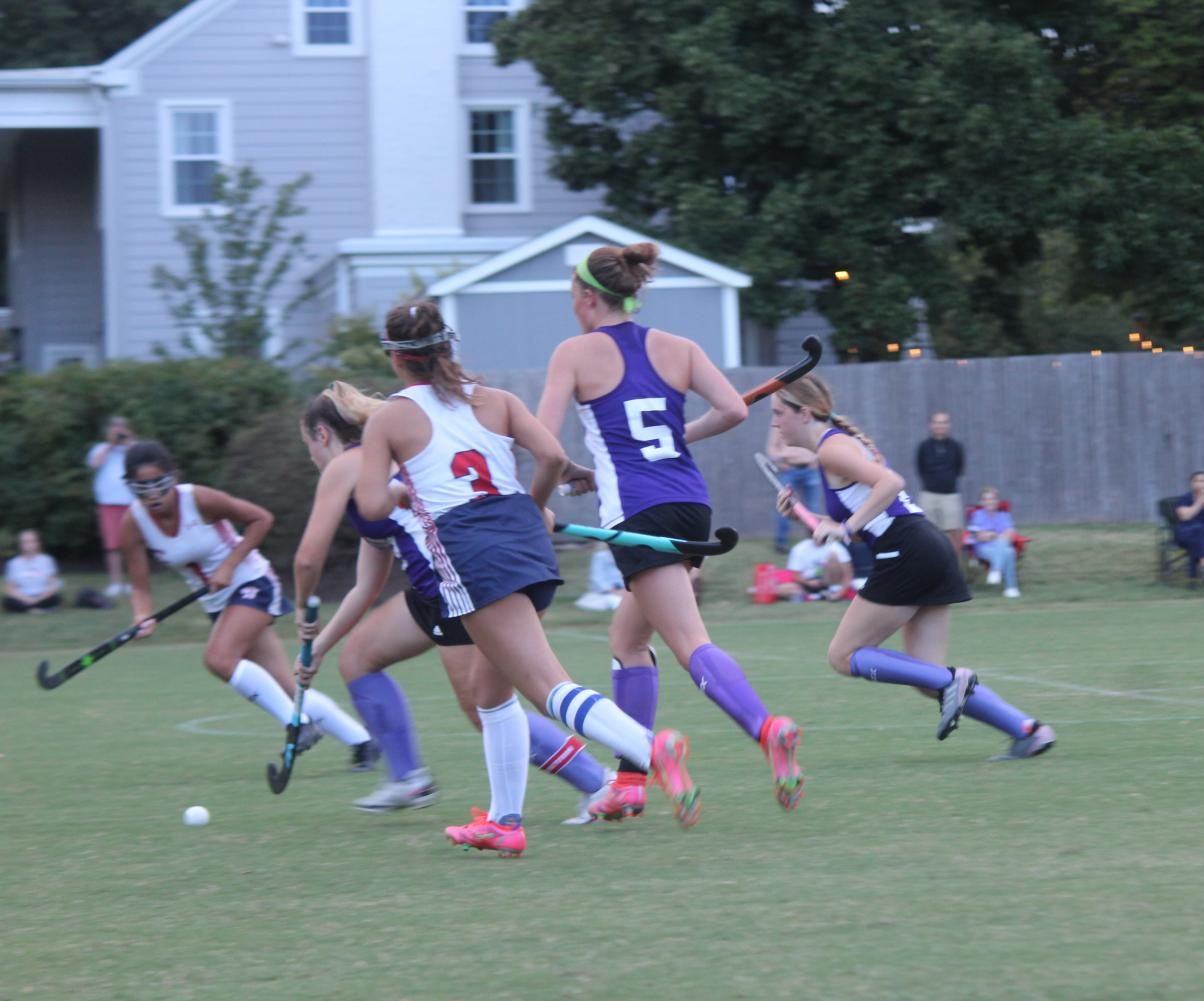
<box><xmin>575</xmin><ymin>321</ymin><xmax>710</xmax><ymax>528</ymax></box>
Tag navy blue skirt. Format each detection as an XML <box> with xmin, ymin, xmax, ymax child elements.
<box><xmin>430</xmin><ymin>493</ymin><xmax>562</xmax><ymax>618</ymax></box>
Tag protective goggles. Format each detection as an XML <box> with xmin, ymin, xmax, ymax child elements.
<box><xmin>380</xmin><ymin>325</ymin><xmax>458</xmax><ymax>355</ymax></box>
<box><xmin>126</xmin><ymin>473</ymin><xmax>176</xmax><ymax>498</ymax></box>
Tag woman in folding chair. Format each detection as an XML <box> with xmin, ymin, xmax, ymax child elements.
<box><xmin>966</xmin><ymin>487</ymin><xmax>1024</xmax><ymax>598</ymax></box>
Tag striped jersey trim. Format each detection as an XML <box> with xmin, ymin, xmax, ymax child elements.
<box><xmin>400</xmin><ymin>464</ymin><xmax>475</xmax><ymax>617</ymax></box>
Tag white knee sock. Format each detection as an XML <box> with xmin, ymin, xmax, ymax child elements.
<box><xmin>228</xmin><ymin>659</ymin><xmax>295</xmax><ymax>726</ymax></box>
<box><xmin>479</xmin><ymin>695</ymin><xmax>529</xmax><ymax>823</ymax></box>
<box><xmin>300</xmin><ymin>688</ymin><xmax>371</xmax><ymax>746</ymax></box>
<box><xmin>546</xmin><ymin>682</ymin><xmax>652</xmax><ymax>769</ymax></box>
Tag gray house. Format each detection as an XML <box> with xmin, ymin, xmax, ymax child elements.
<box><xmin>0</xmin><ymin>0</ymin><xmax>754</xmax><ymax>372</ymax></box>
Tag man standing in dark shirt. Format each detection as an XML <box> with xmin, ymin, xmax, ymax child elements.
<box><xmin>915</xmin><ymin>411</ymin><xmax>966</xmax><ymax>558</ymax></box>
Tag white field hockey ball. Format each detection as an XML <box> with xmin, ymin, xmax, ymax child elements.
<box><xmin>183</xmin><ymin>805</ymin><xmax>211</xmax><ymax>826</ymax></box>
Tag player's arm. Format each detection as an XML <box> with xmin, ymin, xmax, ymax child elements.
<box><xmin>814</xmin><ymin>436</ymin><xmax>904</xmax><ymax>540</ymax></box>
<box><xmin>301</xmin><ymin>540</ymin><xmax>394</xmax><ymax>681</ymax></box>
<box><xmin>684</xmin><ymin>339</ymin><xmax>748</xmax><ymax>444</ymax></box>
<box><xmin>293</xmin><ymin>452</ymin><xmax>356</xmax><ymax>632</ymax></box>
<box><xmin>535</xmin><ymin>340</ymin><xmax>578</xmax><ymax>436</ymax></box>
<box><xmin>506</xmin><ymin>390</ymin><xmax>571</xmax><ymax>509</ymax></box>
<box><xmin>119</xmin><ymin>511</ymin><xmax>156</xmax><ymax>635</ymax></box>
<box><xmin>356</xmin><ymin>402</ymin><xmax>410</xmax><ymax>521</ymax></box>
<box><xmin>192</xmin><ymin>486</ymin><xmax>273</xmax><ymax>590</ymax></box>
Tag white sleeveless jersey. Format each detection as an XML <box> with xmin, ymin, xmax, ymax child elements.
<box><xmin>389</xmin><ymin>384</ymin><xmax>525</xmax><ymax>521</ymax></box>
<box><xmin>129</xmin><ymin>483</ymin><xmax>272</xmax><ymax>614</ymax></box>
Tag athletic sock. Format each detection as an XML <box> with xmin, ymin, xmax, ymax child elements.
<box><xmin>611</xmin><ymin>658</ymin><xmax>658</xmax><ymax>774</ymax></box>
<box><xmin>480</xmin><ymin>696</ymin><xmax>529</xmax><ymax>824</ymax></box>
<box><xmin>228</xmin><ymin>659</ymin><xmax>295</xmax><ymax>726</ymax></box>
<box><xmin>526</xmin><ymin>710</ymin><xmax>605</xmax><ymax>794</ymax></box>
<box><xmin>347</xmin><ymin>673</ymin><xmax>422</xmax><ymax>781</ymax></box>
<box><xmin>546</xmin><ymin>682</ymin><xmax>652</xmax><ymax>770</ymax></box>
<box><xmin>300</xmin><ymin>688</ymin><xmax>372</xmax><ymax>746</ymax></box>
<box><xmin>687</xmin><ymin>644</ymin><xmax>769</xmax><ymax>741</ymax></box>
<box><xmin>849</xmin><ymin>647</ymin><xmax>955</xmax><ymax>691</ymax></box>
<box><xmin>962</xmin><ymin>683</ymin><xmax>1035</xmax><ymax>738</ymax></box>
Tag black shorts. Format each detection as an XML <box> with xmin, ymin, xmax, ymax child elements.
<box><xmin>609</xmin><ymin>502</ymin><xmax>711</xmax><ymax>587</ymax></box>
<box><xmin>405</xmin><ymin>589</ymin><xmax>472</xmax><ymax>648</ymax></box>
<box><xmin>858</xmin><ymin>516</ymin><xmax>971</xmax><ymax>607</ymax></box>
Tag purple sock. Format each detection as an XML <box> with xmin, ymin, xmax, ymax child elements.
<box><xmin>687</xmin><ymin>644</ymin><xmax>768</xmax><ymax>741</ymax></box>
<box><xmin>849</xmin><ymin>648</ymin><xmax>954</xmax><ymax>691</ymax></box>
<box><xmin>612</xmin><ymin>661</ymin><xmax>658</xmax><ymax>772</ymax></box>
<box><xmin>612</xmin><ymin>662</ymin><xmax>658</xmax><ymax>727</ymax></box>
<box><xmin>526</xmin><ymin>711</ymin><xmax>606</xmax><ymax>794</ymax></box>
<box><xmin>347</xmin><ymin>673</ymin><xmax>421</xmax><ymax>781</ymax></box>
<box><xmin>962</xmin><ymin>683</ymin><xmax>1034</xmax><ymax>738</ymax></box>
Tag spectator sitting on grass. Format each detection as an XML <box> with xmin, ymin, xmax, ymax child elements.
<box><xmin>775</xmin><ymin>536</ymin><xmax>855</xmax><ymax>602</ymax></box>
<box><xmin>4</xmin><ymin>529</ymin><xmax>63</xmax><ymax>614</ymax></box>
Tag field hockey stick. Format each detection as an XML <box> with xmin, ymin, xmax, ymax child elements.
<box><xmin>266</xmin><ymin>595</ymin><xmax>321</xmax><ymax>795</ymax></box>
<box><xmin>753</xmin><ymin>451</ymin><xmax>821</xmax><ymax>532</ymax></box>
<box><xmin>742</xmin><ymin>336</ymin><xmax>823</xmax><ymax>405</ymax></box>
<box><xmin>554</xmin><ymin>521</ymin><xmax>739</xmax><ymax>556</ymax></box>
<box><xmin>35</xmin><ymin>585</ymin><xmax>208</xmax><ymax>690</ymax></box>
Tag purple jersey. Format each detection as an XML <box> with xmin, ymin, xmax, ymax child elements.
<box><xmin>344</xmin><ymin>496</ymin><xmax>440</xmax><ymax>600</ymax></box>
<box><xmin>817</xmin><ymin>427</ymin><xmax>924</xmax><ymax>542</ymax></box>
<box><xmin>576</xmin><ymin>322</ymin><xmax>710</xmax><ymax>527</ymax></box>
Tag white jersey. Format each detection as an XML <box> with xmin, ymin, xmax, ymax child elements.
<box><xmin>129</xmin><ymin>483</ymin><xmax>272</xmax><ymax>614</ymax></box>
<box><xmin>389</xmin><ymin>384</ymin><xmax>524</xmax><ymax>521</ymax></box>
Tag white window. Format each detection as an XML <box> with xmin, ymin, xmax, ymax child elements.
<box><xmin>292</xmin><ymin>0</ymin><xmax>363</xmax><ymax>56</ymax></box>
<box><xmin>466</xmin><ymin>103</ymin><xmax>530</xmax><ymax>212</ymax></box>
<box><xmin>464</xmin><ymin>0</ymin><xmax>523</xmax><ymax>49</ymax></box>
<box><xmin>158</xmin><ymin>100</ymin><xmax>232</xmax><ymax>217</ymax></box>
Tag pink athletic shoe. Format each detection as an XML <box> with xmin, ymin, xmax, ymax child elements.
<box><xmin>760</xmin><ymin>715</ymin><xmax>804</xmax><ymax>810</ymax></box>
<box><xmin>445</xmin><ymin>809</ymin><xmax>526</xmax><ymax>858</ymax></box>
<box><xmin>587</xmin><ymin>772</ymin><xmax>647</xmax><ymax>822</ymax></box>
<box><xmin>649</xmin><ymin>729</ymin><xmax>701</xmax><ymax>828</ymax></box>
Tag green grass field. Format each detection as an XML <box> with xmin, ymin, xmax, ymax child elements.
<box><xmin>3</xmin><ymin>525</ymin><xmax>1201</xmax><ymax>1001</ymax></box>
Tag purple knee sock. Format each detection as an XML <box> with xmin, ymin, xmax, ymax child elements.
<box><xmin>612</xmin><ymin>661</ymin><xmax>658</xmax><ymax>773</ymax></box>
<box><xmin>347</xmin><ymin>673</ymin><xmax>421</xmax><ymax>781</ymax></box>
<box><xmin>612</xmin><ymin>662</ymin><xmax>658</xmax><ymax>727</ymax></box>
<box><xmin>962</xmin><ymin>683</ymin><xmax>1034</xmax><ymax>738</ymax></box>
<box><xmin>687</xmin><ymin>644</ymin><xmax>768</xmax><ymax>741</ymax></box>
<box><xmin>526</xmin><ymin>711</ymin><xmax>606</xmax><ymax>794</ymax></box>
<box><xmin>849</xmin><ymin>648</ymin><xmax>954</xmax><ymax>691</ymax></box>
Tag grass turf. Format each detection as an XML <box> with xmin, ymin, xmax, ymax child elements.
<box><xmin>2</xmin><ymin>524</ymin><xmax>1201</xmax><ymax>1000</ymax></box>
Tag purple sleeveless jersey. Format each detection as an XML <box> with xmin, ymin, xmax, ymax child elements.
<box><xmin>344</xmin><ymin>496</ymin><xmax>440</xmax><ymax>600</ymax></box>
<box><xmin>817</xmin><ymin>427</ymin><xmax>924</xmax><ymax>542</ymax></box>
<box><xmin>576</xmin><ymin>322</ymin><xmax>710</xmax><ymax>528</ymax></box>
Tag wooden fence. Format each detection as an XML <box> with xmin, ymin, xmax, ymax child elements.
<box><xmin>486</xmin><ymin>351</ymin><xmax>1204</xmax><ymax>534</ymax></box>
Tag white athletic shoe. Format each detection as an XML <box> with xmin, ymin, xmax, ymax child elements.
<box><xmin>985</xmin><ymin>570</ymin><xmax>1002</xmax><ymax>586</ymax></box>
<box><xmin>561</xmin><ymin>769</ymin><xmax>617</xmax><ymax>826</ymax></box>
<box><xmin>574</xmin><ymin>592</ymin><xmax>615</xmax><ymax>612</ymax></box>
<box><xmin>103</xmin><ymin>583</ymin><xmax>125</xmax><ymax>599</ymax></box>
<box><xmin>354</xmin><ymin>768</ymin><xmax>439</xmax><ymax>812</ymax></box>
<box><xmin>1003</xmin><ymin>587</ymin><xmax>1021</xmax><ymax>598</ymax></box>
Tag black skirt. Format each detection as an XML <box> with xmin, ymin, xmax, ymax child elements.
<box><xmin>857</xmin><ymin>516</ymin><xmax>971</xmax><ymax>607</ymax></box>
<box><xmin>608</xmin><ymin>502</ymin><xmax>712</xmax><ymax>586</ymax></box>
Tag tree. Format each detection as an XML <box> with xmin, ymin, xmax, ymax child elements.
<box><xmin>497</xmin><ymin>1</ymin><xmax>1077</xmax><ymax>359</ymax></box>
<box><xmin>0</xmin><ymin>1</ymin><xmax>190</xmax><ymax>68</ymax></box>
<box><xmin>151</xmin><ymin>166</ymin><xmax>316</xmax><ymax>360</ymax></box>
<box><xmin>498</xmin><ymin>0</ymin><xmax>1204</xmax><ymax>354</ymax></box>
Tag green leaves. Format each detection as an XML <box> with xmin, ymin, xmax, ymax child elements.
<box><xmin>501</xmin><ymin>0</ymin><xmax>1204</xmax><ymax>355</ymax></box>
<box><xmin>151</xmin><ymin>166</ymin><xmax>316</xmax><ymax>360</ymax></box>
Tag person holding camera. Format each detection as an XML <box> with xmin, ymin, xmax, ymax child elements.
<box><xmin>86</xmin><ymin>415</ymin><xmax>136</xmax><ymax>598</ymax></box>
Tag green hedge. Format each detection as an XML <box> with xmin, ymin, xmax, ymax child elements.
<box><xmin>0</xmin><ymin>359</ymin><xmax>294</xmax><ymax>563</ymax></box>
